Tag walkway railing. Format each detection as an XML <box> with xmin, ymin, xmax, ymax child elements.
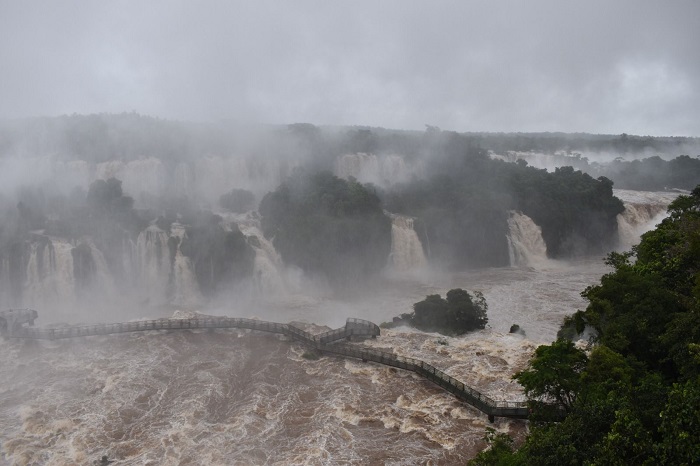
<box><xmin>4</xmin><ymin>314</ymin><xmax>526</xmax><ymax>420</ymax></box>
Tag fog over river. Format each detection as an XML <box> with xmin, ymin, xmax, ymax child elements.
<box><xmin>0</xmin><ymin>190</ymin><xmax>675</xmax><ymax>465</ymax></box>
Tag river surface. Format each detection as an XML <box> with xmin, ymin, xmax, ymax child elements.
<box><xmin>0</xmin><ymin>189</ymin><xmax>676</xmax><ymax>465</ymax></box>
<box><xmin>0</xmin><ymin>257</ymin><xmax>608</xmax><ymax>465</ymax></box>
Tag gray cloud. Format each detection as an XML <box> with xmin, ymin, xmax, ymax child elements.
<box><xmin>1</xmin><ymin>0</ymin><xmax>698</xmax><ymax>135</ymax></box>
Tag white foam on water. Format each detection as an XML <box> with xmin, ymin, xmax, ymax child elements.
<box><xmin>1</xmin><ymin>190</ymin><xmax>676</xmax><ymax>464</ymax></box>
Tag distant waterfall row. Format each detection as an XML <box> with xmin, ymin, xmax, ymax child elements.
<box><xmin>0</xmin><ymin>226</ymin><xmax>202</xmax><ymax>312</ymax></box>
<box><xmin>0</xmin><ymin>192</ymin><xmax>676</xmax><ymax>311</ymax></box>
<box><xmin>0</xmin><ymin>237</ymin><xmax>114</xmax><ymax>311</ymax></box>
<box><xmin>6</xmin><ymin>152</ymin><xmax>421</xmax><ymax>208</ymax></box>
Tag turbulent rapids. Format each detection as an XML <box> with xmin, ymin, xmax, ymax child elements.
<box><xmin>3</xmin><ymin>312</ymin><xmax>528</xmax><ymax>423</ymax></box>
<box><xmin>0</xmin><ymin>155</ymin><xmax>680</xmax><ymax>464</ymax></box>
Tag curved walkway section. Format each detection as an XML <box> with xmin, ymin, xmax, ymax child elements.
<box><xmin>3</xmin><ymin>313</ymin><xmax>527</xmax><ymax>420</ymax></box>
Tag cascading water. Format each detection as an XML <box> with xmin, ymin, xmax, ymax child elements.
<box><xmin>387</xmin><ymin>214</ymin><xmax>427</xmax><ymax>272</ymax></box>
<box><xmin>136</xmin><ymin>226</ymin><xmax>172</xmax><ymax>306</ymax></box>
<box><xmin>228</xmin><ymin>214</ymin><xmax>289</xmax><ymax>297</ymax></box>
<box><xmin>613</xmin><ymin>189</ymin><xmax>679</xmax><ymax>250</ymax></box>
<box><xmin>506</xmin><ymin>212</ymin><xmax>549</xmax><ymax>267</ymax></box>
<box><xmin>169</xmin><ymin>224</ymin><xmax>202</xmax><ymax>307</ymax></box>
<box><xmin>134</xmin><ymin>224</ymin><xmax>202</xmax><ymax>307</ymax></box>
<box><xmin>617</xmin><ymin>203</ymin><xmax>668</xmax><ymax>249</ymax></box>
<box><xmin>79</xmin><ymin>239</ymin><xmax>117</xmax><ymax>302</ymax></box>
<box><xmin>334</xmin><ymin>153</ymin><xmax>422</xmax><ymax>188</ymax></box>
<box><xmin>2</xmin><ymin>190</ymin><xmax>685</xmax><ymax>465</ymax></box>
<box><xmin>23</xmin><ymin>237</ymin><xmax>76</xmax><ymax>310</ymax></box>
<box><xmin>0</xmin><ymin>234</ymin><xmax>121</xmax><ymax>312</ymax></box>
<box><xmin>135</xmin><ymin>224</ymin><xmax>202</xmax><ymax>307</ymax></box>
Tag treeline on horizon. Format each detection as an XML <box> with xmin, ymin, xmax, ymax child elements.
<box><xmin>1</xmin><ymin>113</ymin><xmax>698</xmax><ymax>193</ymax></box>
<box><xmin>0</xmin><ymin>113</ymin><xmax>698</xmax><ymax>164</ymax></box>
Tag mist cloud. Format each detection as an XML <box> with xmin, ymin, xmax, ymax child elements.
<box><xmin>1</xmin><ymin>0</ymin><xmax>698</xmax><ymax>135</ymax></box>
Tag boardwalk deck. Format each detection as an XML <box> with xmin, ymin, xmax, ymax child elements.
<box><xmin>4</xmin><ymin>314</ymin><xmax>528</xmax><ymax>420</ymax></box>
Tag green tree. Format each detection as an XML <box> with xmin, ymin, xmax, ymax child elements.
<box><xmin>180</xmin><ymin>212</ymin><xmax>255</xmax><ymax>293</ymax></box>
<box><xmin>514</xmin><ymin>339</ymin><xmax>588</xmax><ymax>414</ymax></box>
<box><xmin>658</xmin><ymin>377</ymin><xmax>700</xmax><ymax>465</ymax></box>
<box><xmin>259</xmin><ymin>171</ymin><xmax>391</xmax><ymax>289</ymax></box>
<box><xmin>219</xmin><ymin>188</ymin><xmax>255</xmax><ymax>213</ymax></box>
<box><xmin>407</xmin><ymin>289</ymin><xmax>488</xmax><ymax>335</ymax></box>
<box><xmin>492</xmin><ymin>186</ymin><xmax>700</xmax><ymax>465</ymax></box>
<box><xmin>468</xmin><ymin>428</ymin><xmax>523</xmax><ymax>466</ymax></box>
<box><xmin>446</xmin><ymin>288</ymin><xmax>488</xmax><ymax>331</ymax></box>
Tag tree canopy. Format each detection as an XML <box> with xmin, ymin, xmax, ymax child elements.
<box><xmin>472</xmin><ymin>186</ymin><xmax>700</xmax><ymax>465</ymax></box>
<box><xmin>397</xmin><ymin>288</ymin><xmax>488</xmax><ymax>335</ymax></box>
<box><xmin>259</xmin><ymin>171</ymin><xmax>392</xmax><ymax>289</ymax></box>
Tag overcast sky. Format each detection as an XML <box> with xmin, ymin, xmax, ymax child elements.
<box><xmin>1</xmin><ymin>1</ymin><xmax>698</xmax><ymax>136</ymax></box>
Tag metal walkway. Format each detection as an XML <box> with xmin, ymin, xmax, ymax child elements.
<box><xmin>3</xmin><ymin>311</ymin><xmax>528</xmax><ymax>420</ymax></box>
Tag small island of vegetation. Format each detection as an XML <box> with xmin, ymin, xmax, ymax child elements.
<box><xmin>384</xmin><ymin>288</ymin><xmax>488</xmax><ymax>336</ymax></box>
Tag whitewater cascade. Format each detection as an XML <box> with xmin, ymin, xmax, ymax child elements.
<box><xmin>617</xmin><ymin>203</ymin><xmax>668</xmax><ymax>250</ymax></box>
<box><xmin>614</xmin><ymin>190</ymin><xmax>680</xmax><ymax>250</ymax></box>
<box><xmin>0</xmin><ymin>236</ymin><xmax>116</xmax><ymax>311</ymax></box>
<box><xmin>136</xmin><ymin>226</ymin><xmax>172</xmax><ymax>306</ymax></box>
<box><xmin>388</xmin><ymin>214</ymin><xmax>427</xmax><ymax>272</ymax></box>
<box><xmin>507</xmin><ymin>212</ymin><xmax>549</xmax><ymax>267</ymax></box>
<box><xmin>136</xmin><ymin>224</ymin><xmax>201</xmax><ymax>307</ymax></box>
<box><xmin>226</xmin><ymin>214</ymin><xmax>289</xmax><ymax>296</ymax></box>
<box><xmin>169</xmin><ymin>224</ymin><xmax>203</xmax><ymax>306</ymax></box>
<box><xmin>613</xmin><ymin>189</ymin><xmax>680</xmax><ymax>250</ymax></box>
<box><xmin>23</xmin><ymin>238</ymin><xmax>76</xmax><ymax>310</ymax></box>
<box><xmin>334</xmin><ymin>153</ymin><xmax>422</xmax><ymax>188</ymax></box>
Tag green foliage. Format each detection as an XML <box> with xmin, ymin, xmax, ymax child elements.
<box><xmin>180</xmin><ymin>212</ymin><xmax>255</xmax><ymax>294</ymax></box>
<box><xmin>403</xmin><ymin>288</ymin><xmax>488</xmax><ymax>336</ymax></box>
<box><xmin>219</xmin><ymin>188</ymin><xmax>255</xmax><ymax>213</ymax></box>
<box><xmin>501</xmin><ymin>185</ymin><xmax>700</xmax><ymax>465</ymax></box>
<box><xmin>658</xmin><ymin>377</ymin><xmax>700</xmax><ymax>465</ymax></box>
<box><xmin>384</xmin><ymin>141</ymin><xmax>512</xmax><ymax>268</ymax></box>
<box><xmin>87</xmin><ymin>178</ymin><xmax>134</xmax><ymax>215</ymax></box>
<box><xmin>600</xmin><ymin>155</ymin><xmax>700</xmax><ymax>191</ymax></box>
<box><xmin>385</xmin><ymin>137</ymin><xmax>624</xmax><ymax>266</ymax></box>
<box><xmin>634</xmin><ymin>186</ymin><xmax>700</xmax><ymax>297</ymax></box>
<box><xmin>468</xmin><ymin>428</ymin><xmax>522</xmax><ymax>466</ymax></box>
<box><xmin>514</xmin><ymin>339</ymin><xmax>587</xmax><ymax>415</ymax></box>
<box><xmin>510</xmin><ymin>166</ymin><xmax>624</xmax><ymax>257</ymax></box>
<box><xmin>259</xmin><ymin>171</ymin><xmax>391</xmax><ymax>289</ymax></box>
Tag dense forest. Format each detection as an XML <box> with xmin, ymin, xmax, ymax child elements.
<box><xmin>471</xmin><ymin>187</ymin><xmax>700</xmax><ymax>465</ymax></box>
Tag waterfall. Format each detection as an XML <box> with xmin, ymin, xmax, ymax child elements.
<box><xmin>24</xmin><ymin>238</ymin><xmax>76</xmax><ymax>310</ymax></box>
<box><xmin>136</xmin><ymin>226</ymin><xmax>172</xmax><ymax>306</ymax></box>
<box><xmin>169</xmin><ymin>224</ymin><xmax>202</xmax><ymax>306</ymax></box>
<box><xmin>388</xmin><ymin>214</ymin><xmax>427</xmax><ymax>272</ymax></box>
<box><xmin>334</xmin><ymin>153</ymin><xmax>422</xmax><ymax>188</ymax></box>
<box><xmin>613</xmin><ymin>189</ymin><xmax>679</xmax><ymax>250</ymax></box>
<box><xmin>84</xmin><ymin>239</ymin><xmax>116</xmax><ymax>300</ymax></box>
<box><xmin>617</xmin><ymin>203</ymin><xmax>668</xmax><ymax>250</ymax></box>
<box><xmin>232</xmin><ymin>215</ymin><xmax>288</xmax><ymax>296</ymax></box>
<box><xmin>0</xmin><ymin>235</ymin><xmax>119</xmax><ymax>311</ymax></box>
<box><xmin>135</xmin><ymin>224</ymin><xmax>202</xmax><ymax>307</ymax></box>
<box><xmin>507</xmin><ymin>212</ymin><xmax>548</xmax><ymax>267</ymax></box>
